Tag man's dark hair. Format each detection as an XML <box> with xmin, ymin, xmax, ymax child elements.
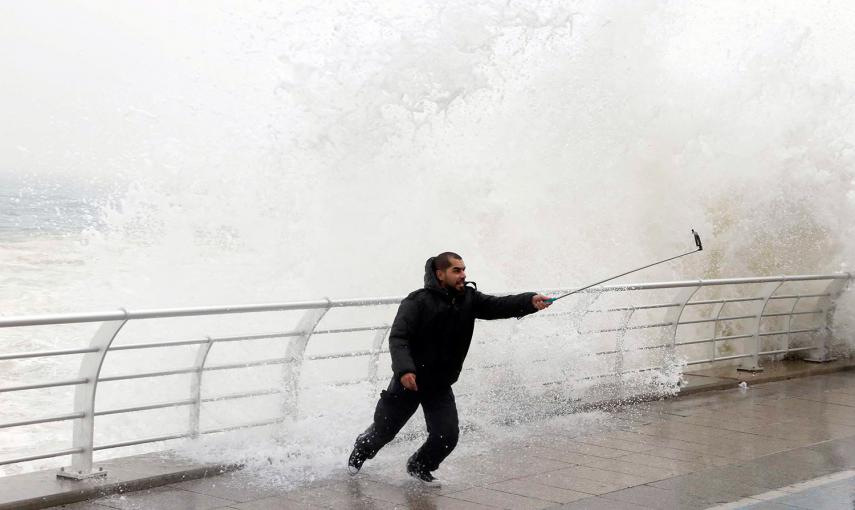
<box><xmin>434</xmin><ymin>252</ymin><xmax>463</xmax><ymax>271</ymax></box>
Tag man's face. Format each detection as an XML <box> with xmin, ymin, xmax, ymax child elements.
<box><xmin>436</xmin><ymin>258</ymin><xmax>466</xmax><ymax>292</ymax></box>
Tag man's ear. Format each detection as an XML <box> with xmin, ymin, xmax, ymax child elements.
<box><xmin>435</xmin><ymin>269</ymin><xmax>444</xmax><ymax>282</ymax></box>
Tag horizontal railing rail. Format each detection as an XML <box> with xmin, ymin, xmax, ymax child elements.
<box><xmin>0</xmin><ymin>273</ymin><xmax>850</xmax><ymax>477</ymax></box>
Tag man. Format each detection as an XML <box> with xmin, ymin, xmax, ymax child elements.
<box><xmin>347</xmin><ymin>252</ymin><xmax>552</xmax><ymax>485</ymax></box>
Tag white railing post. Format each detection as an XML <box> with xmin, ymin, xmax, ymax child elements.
<box><xmin>664</xmin><ymin>284</ymin><xmax>702</xmax><ymax>353</ymax></box>
<box><xmin>281</xmin><ymin>301</ymin><xmax>331</xmax><ymax>418</ymax></box>
<box><xmin>737</xmin><ymin>281</ymin><xmax>783</xmax><ymax>372</ymax></box>
<box><xmin>709</xmin><ymin>300</ymin><xmax>727</xmax><ymax>363</ymax></box>
<box><xmin>57</xmin><ymin>310</ymin><xmax>128</xmax><ymax>480</ymax></box>
<box><xmin>805</xmin><ymin>276</ymin><xmax>850</xmax><ymax>363</ymax></box>
<box><xmin>613</xmin><ymin>308</ymin><xmax>635</xmax><ymax>399</ymax></box>
<box><xmin>189</xmin><ymin>336</ymin><xmax>214</xmax><ymax>438</ymax></box>
<box><xmin>783</xmin><ymin>295</ymin><xmax>802</xmax><ymax>355</ymax></box>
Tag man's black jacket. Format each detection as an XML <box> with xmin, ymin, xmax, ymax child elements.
<box><xmin>388</xmin><ymin>257</ymin><xmax>538</xmax><ymax>390</ymax></box>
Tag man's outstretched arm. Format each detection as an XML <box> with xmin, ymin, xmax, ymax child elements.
<box><xmin>473</xmin><ymin>291</ymin><xmax>551</xmax><ymax>320</ymax></box>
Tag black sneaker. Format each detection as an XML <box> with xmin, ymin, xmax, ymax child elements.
<box><xmin>407</xmin><ymin>463</ymin><xmax>441</xmax><ymax>487</ymax></box>
<box><xmin>347</xmin><ymin>448</ymin><xmax>365</xmax><ymax>475</ymax></box>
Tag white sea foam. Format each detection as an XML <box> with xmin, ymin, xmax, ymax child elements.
<box><xmin>1</xmin><ymin>0</ymin><xmax>854</xmax><ymax>481</ymax></box>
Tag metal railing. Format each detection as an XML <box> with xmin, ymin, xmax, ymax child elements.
<box><xmin>0</xmin><ymin>273</ymin><xmax>850</xmax><ymax>478</ymax></box>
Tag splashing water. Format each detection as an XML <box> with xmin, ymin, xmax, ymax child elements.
<box><xmin>1</xmin><ymin>0</ymin><xmax>854</xmax><ymax>481</ymax></box>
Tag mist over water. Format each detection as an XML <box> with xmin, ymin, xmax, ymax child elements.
<box><xmin>2</xmin><ymin>0</ymin><xmax>855</xmax><ymax>481</ymax></box>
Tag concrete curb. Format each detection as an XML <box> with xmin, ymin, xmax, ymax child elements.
<box><xmin>678</xmin><ymin>358</ymin><xmax>855</xmax><ymax>396</ymax></box>
<box><xmin>0</xmin><ymin>453</ymin><xmax>240</xmax><ymax>510</ymax></box>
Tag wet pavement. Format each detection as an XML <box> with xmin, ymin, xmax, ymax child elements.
<box><xmin>45</xmin><ymin>369</ymin><xmax>855</xmax><ymax>509</ymax></box>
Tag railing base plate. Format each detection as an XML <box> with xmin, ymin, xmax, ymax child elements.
<box><xmin>736</xmin><ymin>365</ymin><xmax>764</xmax><ymax>373</ymax></box>
<box><xmin>57</xmin><ymin>467</ymin><xmax>108</xmax><ymax>480</ymax></box>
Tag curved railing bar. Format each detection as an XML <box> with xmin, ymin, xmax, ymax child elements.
<box><xmin>3</xmin><ymin>274</ymin><xmax>847</xmax><ymax>329</ymax></box>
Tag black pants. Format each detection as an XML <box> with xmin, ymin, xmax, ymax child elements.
<box><xmin>353</xmin><ymin>377</ymin><xmax>459</xmax><ymax>472</ymax></box>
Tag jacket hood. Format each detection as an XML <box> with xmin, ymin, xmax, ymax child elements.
<box><xmin>423</xmin><ymin>257</ymin><xmax>443</xmax><ymax>291</ymax></box>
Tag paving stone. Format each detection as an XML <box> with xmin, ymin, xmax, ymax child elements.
<box><xmin>670</xmin><ymin>414</ymin><xmax>771</xmax><ymax>430</ymax></box>
<box><xmin>571</xmin><ymin>436</ymin><xmax>657</xmax><ymax>454</ymax></box>
<box><xmin>228</xmin><ymin>495</ymin><xmax>351</xmax><ymax>509</ymax></box>
<box><xmin>452</xmin><ymin>453</ymin><xmax>569</xmax><ymax>478</ymax></box>
<box><xmin>538</xmin><ymin>440</ymin><xmax>631</xmax><ymax>459</ymax></box>
<box><xmin>637</xmin><ymin>445</ymin><xmax>734</xmax><ymax>467</ymax></box>
<box><xmin>445</xmin><ymin>486</ymin><xmax>554</xmax><ymax>510</ymax></box>
<box><xmin>431</xmin><ymin>463</ymin><xmax>513</xmax><ymax>490</ymax></box>
<box><xmin>525</xmin><ymin>470</ymin><xmax>634</xmax><ymax>495</ymax></box>
<box><xmin>391</xmin><ymin>494</ymin><xmax>499</xmax><ymax>510</ymax></box>
<box><xmin>715</xmin><ymin>449</ymin><xmax>849</xmax><ymax>490</ymax></box>
<box><xmin>553</xmin><ymin>465</ymin><xmax>651</xmax><ymax>486</ymax></box>
<box><xmin>648</xmin><ymin>471</ymin><xmax>773</xmax><ymax>503</ymax></box>
<box><xmin>511</xmin><ymin>445</ymin><xmax>618</xmax><ymax>466</ymax></box>
<box><xmin>243</xmin><ymin>482</ymin><xmax>403</xmax><ymax>510</ymax></box>
<box><xmin>486</xmin><ymin>478</ymin><xmax>590</xmax><ymax>504</ymax></box>
<box><xmin>741</xmin><ymin>422</ymin><xmax>855</xmax><ymax>443</ymax></box>
<box><xmin>601</xmin><ymin>431</ymin><xmax>759</xmax><ymax>461</ymax></box>
<box><xmin>417</xmin><ymin>496</ymin><xmax>498</xmax><ymax>510</ymax></box>
<box><xmin>599</xmin><ymin>483</ymin><xmax>711</xmax><ymax>510</ymax></box>
<box><xmin>548</xmin><ymin>495</ymin><xmax>653</xmax><ymax>509</ymax></box>
<box><xmin>808</xmin><ymin>436</ymin><xmax>855</xmax><ymax>467</ymax></box>
<box><xmin>327</xmin><ymin>479</ymin><xmax>417</xmax><ymax>505</ymax></box>
<box><xmin>801</xmin><ymin>390</ymin><xmax>855</xmax><ymax>406</ymax></box>
<box><xmin>770</xmin><ymin>485</ymin><xmax>855</xmax><ymax>510</ymax></box>
<box><xmin>170</xmin><ymin>473</ymin><xmax>294</xmax><ymax>503</ymax></box>
<box><xmin>572</xmin><ymin>456</ymin><xmax>680</xmax><ymax>480</ymax></box>
<box><xmin>89</xmin><ymin>486</ymin><xmax>234</xmax><ymax>510</ymax></box>
<box><xmin>616</xmin><ymin>452</ymin><xmax>706</xmax><ymax>473</ymax></box>
<box><xmin>738</xmin><ymin>501</ymin><xmax>815</xmax><ymax>509</ymax></box>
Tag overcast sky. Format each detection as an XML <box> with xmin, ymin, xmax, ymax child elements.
<box><xmin>0</xmin><ymin>2</ymin><xmax>286</xmax><ymax>183</ymax></box>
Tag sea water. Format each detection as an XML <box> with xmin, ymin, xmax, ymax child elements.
<box><xmin>2</xmin><ymin>0</ymin><xmax>855</xmax><ymax>482</ymax></box>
